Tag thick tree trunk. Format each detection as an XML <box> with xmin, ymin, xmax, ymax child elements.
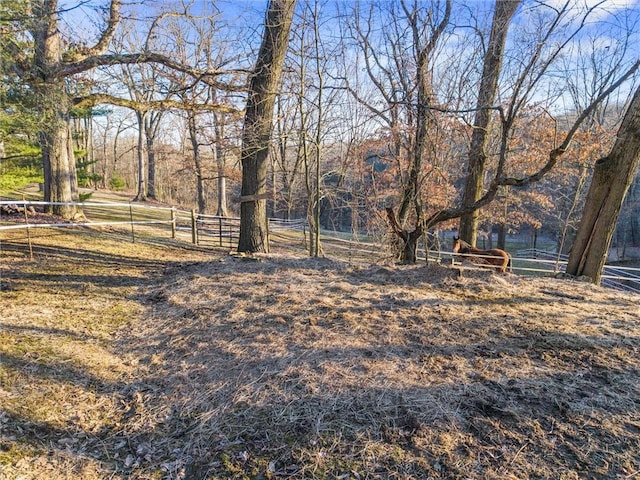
<box><xmin>41</xmin><ymin>115</ymin><xmax>80</xmax><ymax>218</ymax></box>
<box><xmin>459</xmin><ymin>0</ymin><xmax>520</xmax><ymax>245</ymax></box>
<box><xmin>566</xmin><ymin>86</ymin><xmax>640</xmax><ymax>283</ymax></box>
<box><xmin>238</xmin><ymin>0</ymin><xmax>296</xmax><ymax>253</ymax></box>
<box><xmin>386</xmin><ymin>208</ymin><xmax>422</xmax><ymax>264</ymax></box>
<box><xmin>33</xmin><ymin>1</ymin><xmax>79</xmax><ymax>219</ymax></box>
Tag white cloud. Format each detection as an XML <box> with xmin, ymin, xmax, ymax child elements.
<box><xmin>542</xmin><ymin>0</ymin><xmax>639</xmax><ymax>21</ymax></box>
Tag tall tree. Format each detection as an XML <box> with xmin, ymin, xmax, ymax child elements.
<box><xmin>566</xmin><ymin>86</ymin><xmax>640</xmax><ymax>283</ymax></box>
<box><xmin>344</xmin><ymin>0</ymin><xmax>451</xmax><ymax>263</ymax></box>
<box><xmin>29</xmin><ymin>0</ymin><xmax>88</xmax><ymax>218</ymax></box>
<box><xmin>185</xmin><ymin>109</ymin><xmax>207</xmax><ymax>213</ymax></box>
<box><xmin>458</xmin><ymin>0</ymin><xmax>521</xmax><ymax>246</ymax></box>
<box><xmin>422</xmin><ymin>4</ymin><xmax>640</xmax><ymax>236</ymax></box>
<box><xmin>112</xmin><ymin>20</ymin><xmax>169</xmax><ymax>202</ymax></box>
<box><xmin>159</xmin><ymin>7</ymin><xmax>241</xmax><ymax>216</ymax></box>
<box><xmin>238</xmin><ymin>0</ymin><xmax>297</xmax><ymax>253</ymax></box>
<box><xmin>8</xmin><ymin>0</ymin><xmax>240</xmax><ymax>218</ymax></box>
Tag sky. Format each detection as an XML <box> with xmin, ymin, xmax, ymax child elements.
<box><xmin>58</xmin><ymin>0</ymin><xmax>640</xmax><ymax>137</ymax></box>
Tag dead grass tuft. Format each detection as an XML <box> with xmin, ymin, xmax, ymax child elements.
<box><xmin>1</xmin><ymin>229</ymin><xmax>639</xmax><ymax>479</ymax></box>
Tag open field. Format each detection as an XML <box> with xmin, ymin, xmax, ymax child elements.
<box><xmin>1</xmin><ymin>226</ymin><xmax>640</xmax><ymax>479</ymax></box>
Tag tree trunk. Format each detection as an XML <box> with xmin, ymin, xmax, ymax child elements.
<box><xmin>215</xmin><ymin>147</ymin><xmax>228</xmax><ymax>217</ymax></box>
<box><xmin>41</xmin><ymin>115</ymin><xmax>80</xmax><ymax>218</ymax></box>
<box><xmin>146</xmin><ymin>123</ymin><xmax>156</xmax><ymax>200</ymax></box>
<box><xmin>459</xmin><ymin>0</ymin><xmax>520</xmax><ymax>245</ymax></box>
<box><xmin>213</xmin><ymin>113</ymin><xmax>229</xmax><ymax>217</ymax></box>
<box><xmin>497</xmin><ymin>223</ymin><xmax>506</xmax><ymax>250</ymax></box>
<box><xmin>238</xmin><ymin>0</ymin><xmax>296</xmax><ymax>253</ymax></box>
<box><xmin>144</xmin><ymin>110</ymin><xmax>163</xmax><ymax>200</ymax></box>
<box><xmin>32</xmin><ymin>1</ymin><xmax>79</xmax><ymax>219</ymax></box>
<box><xmin>187</xmin><ymin>112</ymin><xmax>207</xmax><ymax>214</ymax></box>
<box><xmin>386</xmin><ymin>207</ymin><xmax>422</xmax><ymax>264</ymax></box>
<box><xmin>134</xmin><ymin>110</ymin><xmax>147</xmax><ymax>201</ymax></box>
<box><xmin>566</xmin><ymin>85</ymin><xmax>640</xmax><ymax>283</ymax></box>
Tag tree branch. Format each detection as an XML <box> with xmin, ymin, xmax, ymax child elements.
<box><xmin>56</xmin><ymin>53</ymin><xmax>249</xmax><ymax>91</ymax></box>
<box><xmin>500</xmin><ymin>58</ymin><xmax>640</xmax><ymax>188</ymax></box>
<box><xmin>73</xmin><ymin>93</ymin><xmax>243</xmax><ymax>115</ymax></box>
<box><xmin>385</xmin><ymin>207</ymin><xmax>407</xmax><ymax>240</ymax></box>
<box><xmin>424</xmin><ymin>58</ymin><xmax>640</xmax><ymax>229</ymax></box>
<box><xmin>80</xmin><ymin>0</ymin><xmax>121</xmax><ymax>58</ymax></box>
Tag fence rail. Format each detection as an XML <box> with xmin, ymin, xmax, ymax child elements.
<box><xmin>2</xmin><ymin>199</ymin><xmax>639</xmax><ymax>293</ymax></box>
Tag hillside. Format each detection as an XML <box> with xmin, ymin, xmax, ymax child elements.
<box><xmin>1</xmin><ymin>228</ymin><xmax>639</xmax><ymax>479</ymax></box>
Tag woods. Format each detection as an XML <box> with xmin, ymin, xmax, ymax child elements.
<box><xmin>3</xmin><ymin>3</ymin><xmax>640</xmax><ymax>478</ymax></box>
<box><xmin>2</xmin><ymin>0</ymin><xmax>640</xmax><ymax>280</ymax></box>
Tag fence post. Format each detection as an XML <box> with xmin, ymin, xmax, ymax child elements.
<box><xmin>170</xmin><ymin>207</ymin><xmax>176</xmax><ymax>239</ymax></box>
<box><xmin>266</xmin><ymin>217</ymin><xmax>270</xmax><ymax>253</ymax></box>
<box><xmin>23</xmin><ymin>195</ymin><xmax>33</xmax><ymax>261</ymax></box>
<box><xmin>129</xmin><ymin>203</ymin><xmax>136</xmax><ymax>243</ymax></box>
<box><xmin>219</xmin><ymin>217</ymin><xmax>223</xmax><ymax>247</ymax></box>
<box><xmin>191</xmin><ymin>209</ymin><xmax>198</xmax><ymax>245</ymax></box>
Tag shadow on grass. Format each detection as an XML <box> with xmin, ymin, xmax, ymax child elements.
<box><xmin>3</xmin><ymin>244</ymin><xmax>640</xmax><ymax>479</ymax></box>
<box><xmin>109</xmin><ymin>256</ymin><xmax>640</xmax><ymax>478</ymax></box>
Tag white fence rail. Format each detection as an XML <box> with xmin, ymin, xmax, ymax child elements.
<box><xmin>2</xmin><ymin>200</ymin><xmax>639</xmax><ymax>293</ymax></box>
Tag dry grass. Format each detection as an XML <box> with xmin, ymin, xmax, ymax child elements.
<box><xmin>1</xmin><ymin>226</ymin><xmax>639</xmax><ymax>479</ymax></box>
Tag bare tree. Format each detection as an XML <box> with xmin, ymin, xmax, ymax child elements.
<box><xmin>553</xmin><ymin>21</ymin><xmax>640</xmax><ymax>256</ymax></box>
<box><xmin>93</xmin><ymin>110</ymin><xmax>135</xmax><ymax>189</ymax></box>
<box><xmin>344</xmin><ymin>0</ymin><xmax>451</xmax><ymax>263</ymax></box>
<box><xmin>422</xmin><ymin>3</ymin><xmax>640</xmax><ymax>237</ymax></box>
<box><xmin>9</xmin><ymin>0</ymin><xmax>243</xmax><ymax>218</ymax></box>
<box><xmin>210</xmin><ymin>103</ymin><xmax>232</xmax><ymax>217</ymax></box>
<box><xmin>111</xmin><ymin>24</ymin><xmax>167</xmax><ymax>201</ymax></box>
<box><xmin>238</xmin><ymin>0</ymin><xmax>297</xmax><ymax>253</ymax></box>
<box><xmin>458</xmin><ymin>0</ymin><xmax>521</xmax><ymax>246</ymax></box>
<box><xmin>154</xmin><ymin>6</ymin><xmax>242</xmax><ymax>215</ymax></box>
<box><xmin>272</xmin><ymin>91</ymin><xmax>305</xmax><ymax>220</ymax></box>
<box><xmin>282</xmin><ymin>0</ymin><xmax>340</xmax><ymax>257</ymax></box>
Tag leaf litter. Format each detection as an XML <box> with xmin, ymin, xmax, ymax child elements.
<box><xmin>1</xmin><ymin>229</ymin><xmax>639</xmax><ymax>479</ymax></box>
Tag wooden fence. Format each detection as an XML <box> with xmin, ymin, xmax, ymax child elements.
<box><xmin>2</xmin><ymin>199</ymin><xmax>639</xmax><ymax>293</ymax></box>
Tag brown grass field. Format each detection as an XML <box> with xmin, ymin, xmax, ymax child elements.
<box><xmin>1</xmin><ymin>226</ymin><xmax>639</xmax><ymax>479</ymax></box>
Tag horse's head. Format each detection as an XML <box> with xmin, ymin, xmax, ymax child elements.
<box><xmin>452</xmin><ymin>236</ymin><xmax>461</xmax><ymax>253</ymax></box>
<box><xmin>452</xmin><ymin>236</ymin><xmax>470</xmax><ymax>253</ymax></box>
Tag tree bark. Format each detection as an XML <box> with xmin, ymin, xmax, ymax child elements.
<box><xmin>566</xmin><ymin>86</ymin><xmax>640</xmax><ymax>283</ymax></box>
<box><xmin>133</xmin><ymin>110</ymin><xmax>147</xmax><ymax>201</ymax></box>
<box><xmin>144</xmin><ymin>111</ymin><xmax>162</xmax><ymax>200</ymax></box>
<box><xmin>459</xmin><ymin>0</ymin><xmax>520</xmax><ymax>245</ymax></box>
<box><xmin>187</xmin><ymin>112</ymin><xmax>207</xmax><ymax>214</ymax></box>
<box><xmin>238</xmin><ymin>0</ymin><xmax>297</xmax><ymax>253</ymax></box>
<box><xmin>386</xmin><ymin>208</ymin><xmax>422</xmax><ymax>264</ymax></box>
<box><xmin>32</xmin><ymin>1</ymin><xmax>80</xmax><ymax>219</ymax></box>
<box><xmin>212</xmin><ymin>113</ymin><xmax>229</xmax><ymax>217</ymax></box>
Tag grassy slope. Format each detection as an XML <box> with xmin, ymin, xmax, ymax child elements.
<box><xmin>1</xmin><ymin>227</ymin><xmax>639</xmax><ymax>479</ymax></box>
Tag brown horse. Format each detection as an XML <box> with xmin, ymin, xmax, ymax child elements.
<box><xmin>452</xmin><ymin>236</ymin><xmax>511</xmax><ymax>273</ymax></box>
